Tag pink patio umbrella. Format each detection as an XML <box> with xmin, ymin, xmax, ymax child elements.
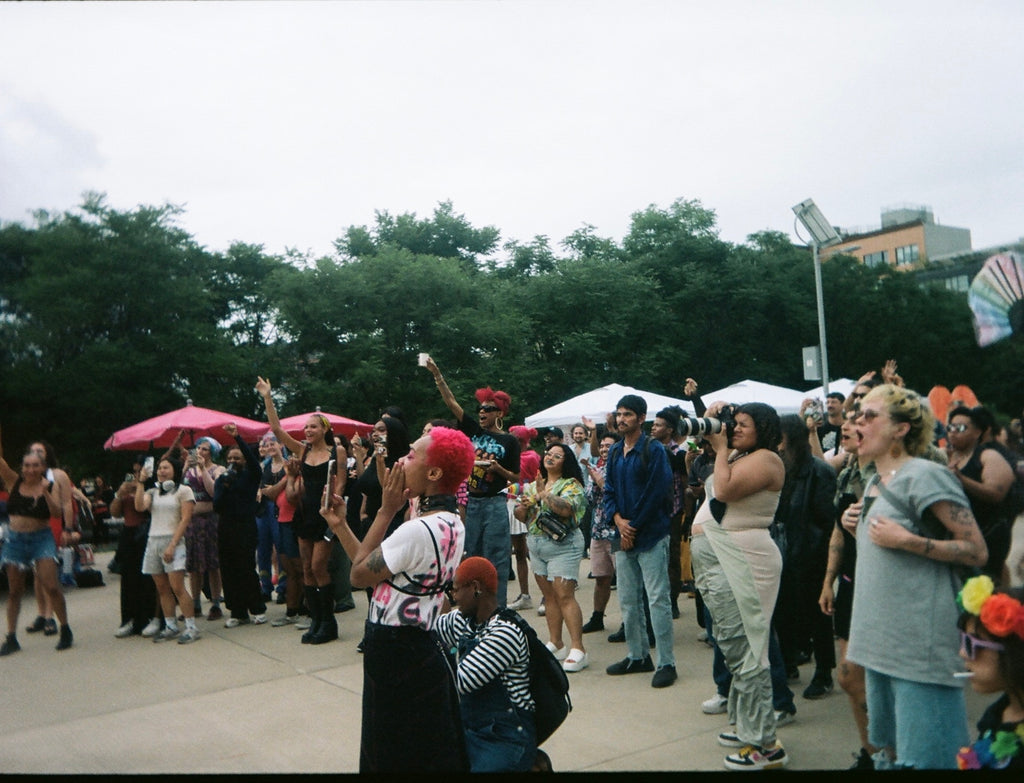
<box><xmin>104</xmin><ymin>400</ymin><xmax>268</xmax><ymax>451</ymax></box>
<box><xmin>276</xmin><ymin>407</ymin><xmax>374</xmax><ymax>441</ymax></box>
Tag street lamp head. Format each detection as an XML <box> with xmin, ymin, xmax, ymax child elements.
<box><xmin>793</xmin><ymin>198</ymin><xmax>841</xmax><ymax>248</ymax></box>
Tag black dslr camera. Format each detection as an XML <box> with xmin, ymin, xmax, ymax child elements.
<box><xmin>677</xmin><ymin>404</ymin><xmax>739</xmax><ymax>440</ymax></box>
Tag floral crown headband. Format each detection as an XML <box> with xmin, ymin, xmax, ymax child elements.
<box><xmin>957</xmin><ymin>575</ymin><xmax>1024</xmax><ymax>640</ymax></box>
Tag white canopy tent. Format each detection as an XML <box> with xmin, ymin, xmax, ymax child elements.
<box><xmin>803</xmin><ymin>378</ymin><xmax>858</xmax><ymax>402</ymax></box>
<box><xmin>698</xmin><ymin>379</ymin><xmax>807</xmax><ymax>415</ymax></box>
<box><xmin>524</xmin><ymin>383</ymin><xmax>696</xmax><ymax>432</ymax></box>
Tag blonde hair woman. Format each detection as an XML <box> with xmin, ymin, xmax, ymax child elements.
<box><xmin>844</xmin><ymin>384</ymin><xmax>987</xmax><ymax>769</ymax></box>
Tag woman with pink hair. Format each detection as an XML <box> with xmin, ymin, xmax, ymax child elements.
<box><xmin>425</xmin><ymin>357</ymin><xmax>521</xmax><ymax>607</ymax></box>
<box><xmin>321</xmin><ymin>426</ymin><xmax>475</xmax><ymax>772</ymax></box>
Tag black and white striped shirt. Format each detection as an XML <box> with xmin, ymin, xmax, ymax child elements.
<box><xmin>434</xmin><ymin>610</ymin><xmax>535</xmax><ymax>712</ymax></box>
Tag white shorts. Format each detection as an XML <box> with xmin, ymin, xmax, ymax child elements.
<box><xmin>507</xmin><ymin>497</ymin><xmax>527</xmax><ymax>536</ymax></box>
<box><xmin>142</xmin><ymin>534</ymin><xmax>187</xmax><ymax>574</ymax></box>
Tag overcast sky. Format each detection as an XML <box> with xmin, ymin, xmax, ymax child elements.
<box><xmin>2</xmin><ymin>0</ymin><xmax>1022</xmax><ymax>260</ymax></box>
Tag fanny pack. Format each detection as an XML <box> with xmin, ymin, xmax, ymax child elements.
<box><xmin>536</xmin><ymin>509</ymin><xmax>572</xmax><ymax>542</ymax></box>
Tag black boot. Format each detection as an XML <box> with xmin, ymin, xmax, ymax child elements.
<box><xmin>582</xmin><ymin>612</ymin><xmax>605</xmax><ymax>633</ymax></box>
<box><xmin>0</xmin><ymin>633</ymin><xmax>20</xmax><ymax>656</ymax></box>
<box><xmin>56</xmin><ymin>624</ymin><xmax>73</xmax><ymax>651</ymax></box>
<box><xmin>301</xmin><ymin>585</ymin><xmax>321</xmax><ymax>644</ymax></box>
<box><xmin>310</xmin><ymin>585</ymin><xmax>338</xmax><ymax>645</ymax></box>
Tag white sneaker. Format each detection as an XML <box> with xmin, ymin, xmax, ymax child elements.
<box><xmin>271</xmin><ymin>614</ymin><xmax>297</xmax><ymax>627</ymax></box>
<box><xmin>224</xmin><ymin>617</ymin><xmax>250</xmax><ymax>628</ymax></box>
<box><xmin>177</xmin><ymin>628</ymin><xmax>201</xmax><ymax>644</ymax></box>
<box><xmin>774</xmin><ymin>709</ymin><xmax>796</xmax><ymax>727</ymax></box>
<box><xmin>252</xmin><ymin>614</ymin><xmax>268</xmax><ymax>625</ymax></box>
<box><xmin>545</xmin><ymin>641</ymin><xmax>569</xmax><ymax>661</ymax></box>
<box><xmin>141</xmin><ymin>618</ymin><xmax>162</xmax><ymax>638</ymax></box>
<box><xmin>507</xmin><ymin>593</ymin><xmax>532</xmax><ymax>610</ymax></box>
<box><xmin>114</xmin><ymin>621</ymin><xmax>135</xmax><ymax>638</ymax></box>
<box><xmin>153</xmin><ymin>626</ymin><xmax>180</xmax><ymax>643</ymax></box>
<box><xmin>295</xmin><ymin>616</ymin><xmax>312</xmax><ymax>630</ymax></box>
<box><xmin>537</xmin><ymin>599</ymin><xmax>546</xmax><ymax>617</ymax></box>
<box><xmin>702</xmin><ymin>693</ymin><xmax>728</xmax><ymax>714</ymax></box>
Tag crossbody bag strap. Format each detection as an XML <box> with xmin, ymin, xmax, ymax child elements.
<box><xmin>384</xmin><ymin>517</ymin><xmax>449</xmax><ymax>597</ymax></box>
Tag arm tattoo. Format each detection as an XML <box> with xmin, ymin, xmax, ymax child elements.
<box><xmin>948</xmin><ymin>503</ymin><xmax>976</xmax><ymax>532</ymax></box>
<box><xmin>365</xmin><ymin>548</ymin><xmax>388</xmax><ymax>575</ymax></box>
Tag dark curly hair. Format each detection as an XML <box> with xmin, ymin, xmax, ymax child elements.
<box><xmin>734</xmin><ymin>402</ymin><xmax>781</xmax><ymax>454</ymax></box>
<box><xmin>539</xmin><ymin>442</ymin><xmax>586</xmax><ymax>485</ymax></box>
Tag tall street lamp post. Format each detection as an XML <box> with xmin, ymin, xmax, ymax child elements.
<box><xmin>792</xmin><ymin>199</ymin><xmax>842</xmax><ymax>396</ymax></box>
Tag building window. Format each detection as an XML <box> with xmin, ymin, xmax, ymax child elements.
<box><xmin>895</xmin><ymin>244</ymin><xmax>920</xmax><ymax>266</ymax></box>
<box><xmin>864</xmin><ymin>250</ymin><xmax>889</xmax><ymax>267</ymax></box>
<box><xmin>944</xmin><ymin>275</ymin><xmax>970</xmax><ymax>293</ymax></box>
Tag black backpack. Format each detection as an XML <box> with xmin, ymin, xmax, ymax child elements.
<box><xmin>497</xmin><ymin>608</ymin><xmax>571</xmax><ymax>745</ymax></box>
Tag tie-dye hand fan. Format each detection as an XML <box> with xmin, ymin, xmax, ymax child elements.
<box><xmin>968</xmin><ymin>251</ymin><xmax>1024</xmax><ymax>347</ymax></box>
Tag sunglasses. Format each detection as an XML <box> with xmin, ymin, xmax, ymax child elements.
<box><xmin>959</xmin><ymin>629</ymin><xmax>1005</xmax><ymax>660</ymax></box>
<box><xmin>478</xmin><ymin>405</ymin><xmax>500</xmax><ymax>413</ymax></box>
<box><xmin>854</xmin><ymin>408</ymin><xmax>884</xmax><ymax>422</ymax></box>
<box><xmin>947</xmin><ymin>424</ymin><xmax>970</xmax><ymax>434</ymax></box>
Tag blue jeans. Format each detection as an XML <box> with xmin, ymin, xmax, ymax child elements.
<box><xmin>614</xmin><ymin>535</ymin><xmax>674</xmax><ymax>668</ymax></box>
<box><xmin>465</xmin><ymin>495</ymin><xmax>512</xmax><ymax>608</ymax></box>
<box><xmin>255</xmin><ymin>501</ymin><xmax>279</xmax><ymax>596</ymax></box>
<box><xmin>865</xmin><ymin>668</ymin><xmax>968</xmax><ymax>769</ymax></box>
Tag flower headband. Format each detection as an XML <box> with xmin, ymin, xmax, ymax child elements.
<box><xmin>957</xmin><ymin>575</ymin><xmax>1024</xmax><ymax>640</ymax></box>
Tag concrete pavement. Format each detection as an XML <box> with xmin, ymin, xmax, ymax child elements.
<box><xmin>0</xmin><ymin>548</ymin><xmax>987</xmax><ymax>773</ymax></box>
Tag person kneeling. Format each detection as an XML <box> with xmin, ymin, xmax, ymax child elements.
<box><xmin>435</xmin><ymin>556</ymin><xmax>537</xmax><ymax>772</ymax></box>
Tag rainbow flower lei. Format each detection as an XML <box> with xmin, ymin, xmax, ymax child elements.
<box><xmin>955</xmin><ymin>575</ymin><xmax>1024</xmax><ymax>769</ymax></box>
<box><xmin>957</xmin><ymin>724</ymin><xmax>1024</xmax><ymax>769</ymax></box>
<box><xmin>956</xmin><ymin>575</ymin><xmax>1024</xmax><ymax>640</ymax></box>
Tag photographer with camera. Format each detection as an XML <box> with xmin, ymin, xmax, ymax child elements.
<box><xmin>690</xmin><ymin>401</ymin><xmax>788</xmax><ymax>769</ymax></box>
<box><xmin>801</xmin><ymin>392</ymin><xmax>845</xmax><ymax>461</ymax></box>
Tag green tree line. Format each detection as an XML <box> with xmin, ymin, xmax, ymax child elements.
<box><xmin>1</xmin><ymin>193</ymin><xmax>1019</xmax><ymax>478</ymax></box>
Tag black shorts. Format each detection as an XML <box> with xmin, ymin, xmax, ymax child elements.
<box><xmin>294</xmin><ymin>508</ymin><xmax>329</xmax><ymax>541</ymax></box>
<box><xmin>833</xmin><ymin>574</ymin><xmax>854</xmax><ymax>641</ymax></box>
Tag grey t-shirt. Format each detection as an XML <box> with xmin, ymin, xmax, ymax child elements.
<box><xmin>847</xmin><ymin>457</ymin><xmax>971</xmax><ymax>687</ymax></box>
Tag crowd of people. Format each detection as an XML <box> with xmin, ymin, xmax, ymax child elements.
<box><xmin>1</xmin><ymin>359</ymin><xmax>1023</xmax><ymax>772</ymax></box>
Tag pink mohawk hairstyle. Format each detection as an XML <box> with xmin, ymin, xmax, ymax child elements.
<box><xmin>425</xmin><ymin>427</ymin><xmax>476</xmax><ymax>495</ymax></box>
<box><xmin>475</xmin><ymin>387</ymin><xmax>511</xmax><ymax>414</ymax></box>
<box><xmin>508</xmin><ymin>425</ymin><xmax>537</xmax><ymax>445</ymax></box>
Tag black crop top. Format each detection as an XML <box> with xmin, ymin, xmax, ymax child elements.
<box><xmin>6</xmin><ymin>479</ymin><xmax>52</xmax><ymax>520</ymax></box>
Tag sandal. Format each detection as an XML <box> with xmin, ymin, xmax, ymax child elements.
<box><xmin>562</xmin><ymin>648</ymin><xmax>589</xmax><ymax>672</ymax></box>
<box><xmin>545</xmin><ymin>641</ymin><xmax>569</xmax><ymax>661</ymax></box>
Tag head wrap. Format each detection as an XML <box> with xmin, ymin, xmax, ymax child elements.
<box><xmin>196</xmin><ymin>436</ymin><xmax>222</xmax><ymax>457</ymax></box>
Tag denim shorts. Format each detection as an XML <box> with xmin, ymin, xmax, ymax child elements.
<box><xmin>527</xmin><ymin>527</ymin><xmax>584</xmax><ymax>582</ymax></box>
<box><xmin>277</xmin><ymin>520</ymin><xmax>300</xmax><ymax>559</ymax></box>
<box><xmin>0</xmin><ymin>527</ymin><xmax>58</xmax><ymax>569</ymax></box>
<box><xmin>142</xmin><ymin>535</ymin><xmax>188</xmax><ymax>574</ymax></box>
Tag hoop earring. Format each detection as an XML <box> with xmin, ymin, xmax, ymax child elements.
<box><xmin>496</xmin><ymin>416</ymin><xmax>504</xmax><ymax>430</ymax></box>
